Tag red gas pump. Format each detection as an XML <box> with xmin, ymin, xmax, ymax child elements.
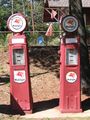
<box><xmin>7</xmin><ymin>13</ymin><xmax>33</xmax><ymax>114</ymax></box>
<box><xmin>59</xmin><ymin>16</ymin><xmax>82</xmax><ymax>113</ymax></box>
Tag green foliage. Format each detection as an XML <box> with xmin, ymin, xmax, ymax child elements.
<box><xmin>34</xmin><ymin>1</ymin><xmax>44</xmax><ymax>23</ymax></box>
<box><xmin>0</xmin><ymin>0</ymin><xmax>60</xmax><ymax>46</ymax></box>
<box><xmin>86</xmin><ymin>25</ymin><xmax>90</xmax><ymax>37</ymax></box>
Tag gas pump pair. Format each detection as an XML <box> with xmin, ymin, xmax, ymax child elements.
<box><xmin>7</xmin><ymin>13</ymin><xmax>82</xmax><ymax>114</ymax></box>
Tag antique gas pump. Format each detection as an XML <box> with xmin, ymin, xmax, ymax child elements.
<box><xmin>7</xmin><ymin>13</ymin><xmax>33</xmax><ymax>114</ymax></box>
<box><xmin>59</xmin><ymin>16</ymin><xmax>82</xmax><ymax>113</ymax></box>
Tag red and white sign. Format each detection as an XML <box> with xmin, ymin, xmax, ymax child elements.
<box><xmin>14</xmin><ymin>70</ymin><xmax>26</xmax><ymax>83</ymax></box>
<box><xmin>66</xmin><ymin>71</ymin><xmax>77</xmax><ymax>83</ymax></box>
<box><xmin>45</xmin><ymin>23</ymin><xmax>53</xmax><ymax>36</ymax></box>
<box><xmin>61</xmin><ymin>15</ymin><xmax>78</xmax><ymax>32</ymax></box>
<box><xmin>7</xmin><ymin>13</ymin><xmax>26</xmax><ymax>33</ymax></box>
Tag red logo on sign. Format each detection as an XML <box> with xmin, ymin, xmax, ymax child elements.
<box><xmin>15</xmin><ymin>19</ymin><xmax>20</xmax><ymax>24</ymax></box>
<box><xmin>67</xmin><ymin>19</ymin><xmax>73</xmax><ymax>26</ymax></box>
<box><xmin>17</xmin><ymin>72</ymin><xmax>23</xmax><ymax>77</ymax></box>
<box><xmin>69</xmin><ymin>73</ymin><xmax>75</xmax><ymax>78</ymax></box>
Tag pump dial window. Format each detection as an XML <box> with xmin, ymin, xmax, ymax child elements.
<box><xmin>13</xmin><ymin>49</ymin><xmax>25</xmax><ymax>65</ymax></box>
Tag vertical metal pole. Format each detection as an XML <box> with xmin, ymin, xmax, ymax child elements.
<box><xmin>22</xmin><ymin>0</ymin><xmax>25</xmax><ymax>15</ymax></box>
<box><xmin>31</xmin><ymin>0</ymin><xmax>35</xmax><ymax>34</ymax></box>
<box><xmin>12</xmin><ymin>0</ymin><xmax>13</xmax><ymax>14</ymax></box>
<box><xmin>11</xmin><ymin>0</ymin><xmax>14</xmax><ymax>36</ymax></box>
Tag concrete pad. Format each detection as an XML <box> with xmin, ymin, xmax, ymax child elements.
<box><xmin>21</xmin><ymin>107</ymin><xmax>90</xmax><ymax>119</ymax></box>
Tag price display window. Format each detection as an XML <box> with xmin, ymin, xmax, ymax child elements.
<box><xmin>66</xmin><ymin>49</ymin><xmax>78</xmax><ymax>65</ymax></box>
<box><xmin>13</xmin><ymin>49</ymin><xmax>25</xmax><ymax>65</ymax></box>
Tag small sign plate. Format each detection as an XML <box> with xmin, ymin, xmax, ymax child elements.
<box><xmin>61</xmin><ymin>15</ymin><xmax>78</xmax><ymax>32</ymax></box>
<box><xmin>66</xmin><ymin>38</ymin><xmax>78</xmax><ymax>44</ymax></box>
<box><xmin>66</xmin><ymin>71</ymin><xmax>77</xmax><ymax>83</ymax></box>
<box><xmin>12</xmin><ymin>38</ymin><xmax>24</xmax><ymax>44</ymax></box>
<box><xmin>14</xmin><ymin>70</ymin><xmax>26</xmax><ymax>83</ymax></box>
<box><xmin>7</xmin><ymin>13</ymin><xmax>26</xmax><ymax>33</ymax></box>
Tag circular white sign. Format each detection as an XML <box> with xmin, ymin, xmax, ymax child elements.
<box><xmin>7</xmin><ymin>13</ymin><xmax>26</xmax><ymax>33</ymax></box>
<box><xmin>61</xmin><ymin>15</ymin><xmax>78</xmax><ymax>32</ymax></box>
<box><xmin>66</xmin><ymin>71</ymin><xmax>77</xmax><ymax>83</ymax></box>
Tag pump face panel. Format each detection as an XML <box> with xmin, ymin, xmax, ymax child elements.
<box><xmin>8</xmin><ymin>33</ymin><xmax>32</xmax><ymax>114</ymax></box>
<box><xmin>60</xmin><ymin>36</ymin><xmax>82</xmax><ymax>113</ymax></box>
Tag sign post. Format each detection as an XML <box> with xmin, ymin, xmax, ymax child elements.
<box><xmin>59</xmin><ymin>15</ymin><xmax>82</xmax><ymax>113</ymax></box>
<box><xmin>7</xmin><ymin>13</ymin><xmax>33</xmax><ymax>114</ymax></box>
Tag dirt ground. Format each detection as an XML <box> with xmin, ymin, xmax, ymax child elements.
<box><xmin>0</xmin><ymin>46</ymin><xmax>90</xmax><ymax>120</ymax></box>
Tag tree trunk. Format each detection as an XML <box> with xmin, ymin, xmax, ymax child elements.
<box><xmin>69</xmin><ymin>0</ymin><xmax>90</xmax><ymax>95</ymax></box>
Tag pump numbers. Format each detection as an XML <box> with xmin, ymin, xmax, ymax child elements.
<box><xmin>66</xmin><ymin>72</ymin><xmax>77</xmax><ymax>83</ymax></box>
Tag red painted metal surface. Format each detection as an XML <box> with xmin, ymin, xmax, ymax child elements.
<box><xmin>9</xmin><ymin>33</ymin><xmax>33</xmax><ymax>114</ymax></box>
<box><xmin>59</xmin><ymin>35</ymin><xmax>82</xmax><ymax>113</ymax></box>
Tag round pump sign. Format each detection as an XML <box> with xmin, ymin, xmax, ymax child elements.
<box><xmin>7</xmin><ymin>13</ymin><xmax>26</xmax><ymax>33</ymax></box>
<box><xmin>61</xmin><ymin>15</ymin><xmax>78</xmax><ymax>32</ymax></box>
<box><xmin>66</xmin><ymin>71</ymin><xmax>77</xmax><ymax>83</ymax></box>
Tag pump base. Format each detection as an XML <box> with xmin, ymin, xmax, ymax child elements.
<box><xmin>60</xmin><ymin>109</ymin><xmax>82</xmax><ymax>113</ymax></box>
